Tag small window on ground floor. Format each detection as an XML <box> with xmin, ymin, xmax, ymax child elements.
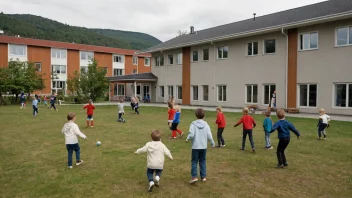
<box><xmin>177</xmin><ymin>86</ymin><xmax>182</xmax><ymax>100</ymax></box>
<box><xmin>202</xmin><ymin>85</ymin><xmax>209</xmax><ymax>101</ymax></box>
<box><xmin>217</xmin><ymin>85</ymin><xmax>226</xmax><ymax>102</ymax></box>
<box><xmin>263</xmin><ymin>84</ymin><xmax>276</xmax><ymax>105</ymax></box>
<box><xmin>117</xmin><ymin>84</ymin><xmax>125</xmax><ymax>96</ymax></box>
<box><xmin>168</xmin><ymin>86</ymin><xmax>174</xmax><ymax>98</ymax></box>
<box><xmin>246</xmin><ymin>85</ymin><xmax>258</xmax><ymax>103</ymax></box>
<box><xmin>192</xmin><ymin>86</ymin><xmax>198</xmax><ymax>101</ymax></box>
<box><xmin>335</xmin><ymin>83</ymin><xmax>352</xmax><ymax>107</ymax></box>
<box><xmin>299</xmin><ymin>84</ymin><xmax>317</xmax><ymax>107</ymax></box>
<box><xmin>160</xmin><ymin>86</ymin><xmax>164</xmax><ymax>97</ymax></box>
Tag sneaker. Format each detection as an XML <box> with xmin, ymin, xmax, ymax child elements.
<box><xmin>216</xmin><ymin>145</ymin><xmax>221</xmax><ymax>148</ymax></box>
<box><xmin>68</xmin><ymin>166</ymin><xmax>73</xmax><ymax>169</ymax></box>
<box><xmin>221</xmin><ymin>145</ymin><xmax>226</xmax><ymax>148</ymax></box>
<box><xmin>154</xmin><ymin>176</ymin><xmax>160</xmax><ymax>187</ymax></box>
<box><xmin>201</xmin><ymin>178</ymin><xmax>207</xmax><ymax>182</ymax></box>
<box><xmin>76</xmin><ymin>160</ymin><xmax>83</xmax><ymax>166</ymax></box>
<box><xmin>268</xmin><ymin>146</ymin><xmax>274</xmax><ymax>150</ymax></box>
<box><xmin>283</xmin><ymin>163</ymin><xmax>288</xmax><ymax>167</ymax></box>
<box><xmin>190</xmin><ymin>178</ymin><xmax>198</xmax><ymax>184</ymax></box>
<box><xmin>148</xmin><ymin>181</ymin><xmax>155</xmax><ymax>192</ymax></box>
<box><xmin>56</xmin><ymin>109</ymin><xmax>58</xmax><ymax>111</ymax></box>
<box><xmin>252</xmin><ymin>148</ymin><xmax>256</xmax><ymax>153</ymax></box>
<box><xmin>91</xmin><ymin>126</ymin><xmax>94</xmax><ymax>128</ymax></box>
<box><xmin>276</xmin><ymin>164</ymin><xmax>284</xmax><ymax>168</ymax></box>
<box><xmin>169</xmin><ymin>137</ymin><xmax>177</xmax><ymax>139</ymax></box>
<box><xmin>180</xmin><ymin>132</ymin><xmax>184</xmax><ymax>137</ymax></box>
<box><xmin>324</xmin><ymin>138</ymin><xmax>327</xmax><ymax>140</ymax></box>
<box><xmin>239</xmin><ymin>148</ymin><xmax>245</xmax><ymax>151</ymax></box>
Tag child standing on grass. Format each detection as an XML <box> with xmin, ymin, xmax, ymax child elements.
<box><xmin>19</xmin><ymin>93</ymin><xmax>25</xmax><ymax>109</ymax></box>
<box><xmin>117</xmin><ymin>98</ymin><xmax>126</xmax><ymax>123</ymax></box>
<box><xmin>270</xmin><ymin>109</ymin><xmax>301</xmax><ymax>168</ymax></box>
<box><xmin>131</xmin><ymin>96</ymin><xmax>135</xmax><ymax>111</ymax></box>
<box><xmin>133</xmin><ymin>97</ymin><xmax>140</xmax><ymax>115</ymax></box>
<box><xmin>186</xmin><ymin>108</ymin><xmax>215</xmax><ymax>184</ymax></box>
<box><xmin>234</xmin><ymin>107</ymin><xmax>257</xmax><ymax>153</ymax></box>
<box><xmin>49</xmin><ymin>93</ymin><xmax>58</xmax><ymax>111</ymax></box>
<box><xmin>43</xmin><ymin>95</ymin><xmax>48</xmax><ymax>107</ymax></box>
<box><xmin>32</xmin><ymin>96</ymin><xmax>39</xmax><ymax>117</ymax></box>
<box><xmin>167</xmin><ymin>102</ymin><xmax>176</xmax><ymax>126</ymax></box>
<box><xmin>317</xmin><ymin>108</ymin><xmax>331</xmax><ymax>140</ymax></box>
<box><xmin>263</xmin><ymin>111</ymin><xmax>274</xmax><ymax>150</ymax></box>
<box><xmin>62</xmin><ymin>112</ymin><xmax>87</xmax><ymax>169</ymax></box>
<box><xmin>135</xmin><ymin>130</ymin><xmax>173</xmax><ymax>192</ymax></box>
<box><xmin>215</xmin><ymin>106</ymin><xmax>226</xmax><ymax>148</ymax></box>
<box><xmin>169</xmin><ymin>105</ymin><xmax>183</xmax><ymax>139</ymax></box>
<box><xmin>83</xmin><ymin>99</ymin><xmax>95</xmax><ymax>128</ymax></box>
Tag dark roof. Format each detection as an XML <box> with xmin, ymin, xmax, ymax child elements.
<box><xmin>141</xmin><ymin>0</ymin><xmax>352</xmax><ymax>53</ymax></box>
<box><xmin>107</xmin><ymin>72</ymin><xmax>158</xmax><ymax>82</ymax></box>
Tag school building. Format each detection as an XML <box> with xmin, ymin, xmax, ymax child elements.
<box><xmin>136</xmin><ymin>0</ymin><xmax>352</xmax><ymax>115</ymax></box>
<box><xmin>0</xmin><ymin>36</ymin><xmax>152</xmax><ymax>100</ymax></box>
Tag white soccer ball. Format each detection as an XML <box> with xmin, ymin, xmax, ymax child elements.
<box><xmin>96</xmin><ymin>141</ymin><xmax>101</xmax><ymax>146</ymax></box>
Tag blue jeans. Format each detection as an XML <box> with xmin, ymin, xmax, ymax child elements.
<box><xmin>191</xmin><ymin>149</ymin><xmax>207</xmax><ymax>179</ymax></box>
<box><xmin>66</xmin><ymin>144</ymin><xmax>80</xmax><ymax>166</ymax></box>
<box><xmin>265</xmin><ymin>132</ymin><xmax>271</xmax><ymax>148</ymax></box>
<box><xmin>242</xmin><ymin>129</ymin><xmax>255</xmax><ymax>149</ymax></box>
<box><xmin>32</xmin><ymin>105</ymin><xmax>38</xmax><ymax>116</ymax></box>
<box><xmin>147</xmin><ymin>168</ymin><xmax>162</xmax><ymax>182</ymax></box>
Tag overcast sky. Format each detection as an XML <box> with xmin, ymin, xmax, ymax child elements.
<box><xmin>1</xmin><ymin>0</ymin><xmax>326</xmax><ymax>41</ymax></box>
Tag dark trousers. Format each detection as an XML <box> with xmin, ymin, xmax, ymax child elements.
<box><xmin>32</xmin><ymin>105</ymin><xmax>38</xmax><ymax>116</ymax></box>
<box><xmin>217</xmin><ymin>128</ymin><xmax>225</xmax><ymax>146</ymax></box>
<box><xmin>50</xmin><ymin>103</ymin><xmax>56</xmax><ymax>110</ymax></box>
<box><xmin>118</xmin><ymin>113</ymin><xmax>123</xmax><ymax>120</ymax></box>
<box><xmin>318</xmin><ymin>123</ymin><xmax>328</xmax><ymax>138</ymax></box>
<box><xmin>242</xmin><ymin>129</ymin><xmax>255</xmax><ymax>149</ymax></box>
<box><xmin>147</xmin><ymin>168</ymin><xmax>162</xmax><ymax>182</ymax></box>
<box><xmin>66</xmin><ymin>143</ymin><xmax>80</xmax><ymax>166</ymax></box>
<box><xmin>191</xmin><ymin>149</ymin><xmax>207</xmax><ymax>178</ymax></box>
<box><xmin>134</xmin><ymin>106</ymin><xmax>139</xmax><ymax>114</ymax></box>
<box><xmin>277</xmin><ymin>138</ymin><xmax>290</xmax><ymax>165</ymax></box>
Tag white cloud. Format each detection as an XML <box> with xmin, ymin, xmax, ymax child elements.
<box><xmin>0</xmin><ymin>0</ymin><xmax>326</xmax><ymax>41</ymax></box>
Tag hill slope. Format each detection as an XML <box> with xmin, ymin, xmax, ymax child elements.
<box><xmin>0</xmin><ymin>13</ymin><xmax>161</xmax><ymax>50</ymax></box>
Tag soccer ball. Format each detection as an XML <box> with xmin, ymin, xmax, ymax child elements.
<box><xmin>96</xmin><ymin>141</ymin><xmax>101</xmax><ymax>146</ymax></box>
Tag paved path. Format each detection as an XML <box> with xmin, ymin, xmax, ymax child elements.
<box><xmin>64</xmin><ymin>102</ymin><xmax>352</xmax><ymax>122</ymax></box>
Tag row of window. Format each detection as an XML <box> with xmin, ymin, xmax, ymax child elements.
<box><xmin>159</xmin><ymin>83</ymin><xmax>352</xmax><ymax>108</ymax></box>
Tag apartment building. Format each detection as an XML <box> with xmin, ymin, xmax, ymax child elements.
<box><xmin>140</xmin><ymin>0</ymin><xmax>352</xmax><ymax>115</ymax></box>
<box><xmin>0</xmin><ymin>36</ymin><xmax>152</xmax><ymax>100</ymax></box>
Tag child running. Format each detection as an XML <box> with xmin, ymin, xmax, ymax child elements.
<box><xmin>263</xmin><ymin>111</ymin><xmax>274</xmax><ymax>150</ymax></box>
<box><xmin>270</xmin><ymin>109</ymin><xmax>301</xmax><ymax>168</ymax></box>
<box><xmin>234</xmin><ymin>107</ymin><xmax>257</xmax><ymax>153</ymax></box>
<box><xmin>43</xmin><ymin>95</ymin><xmax>48</xmax><ymax>107</ymax></box>
<box><xmin>83</xmin><ymin>99</ymin><xmax>95</xmax><ymax>128</ymax></box>
<box><xmin>133</xmin><ymin>97</ymin><xmax>140</xmax><ymax>115</ymax></box>
<box><xmin>215</xmin><ymin>106</ymin><xmax>226</xmax><ymax>148</ymax></box>
<box><xmin>19</xmin><ymin>93</ymin><xmax>26</xmax><ymax>109</ymax></box>
<box><xmin>49</xmin><ymin>93</ymin><xmax>58</xmax><ymax>111</ymax></box>
<box><xmin>186</xmin><ymin>108</ymin><xmax>215</xmax><ymax>184</ymax></box>
<box><xmin>134</xmin><ymin>130</ymin><xmax>173</xmax><ymax>192</ymax></box>
<box><xmin>32</xmin><ymin>96</ymin><xmax>39</xmax><ymax>117</ymax></box>
<box><xmin>131</xmin><ymin>96</ymin><xmax>135</xmax><ymax>111</ymax></box>
<box><xmin>61</xmin><ymin>112</ymin><xmax>87</xmax><ymax>168</ymax></box>
<box><xmin>117</xmin><ymin>98</ymin><xmax>126</xmax><ymax>123</ymax></box>
<box><xmin>317</xmin><ymin>108</ymin><xmax>331</xmax><ymax>140</ymax></box>
<box><xmin>169</xmin><ymin>105</ymin><xmax>183</xmax><ymax>139</ymax></box>
<box><xmin>167</xmin><ymin>102</ymin><xmax>176</xmax><ymax>126</ymax></box>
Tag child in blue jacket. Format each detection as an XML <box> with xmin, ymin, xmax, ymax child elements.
<box><xmin>263</xmin><ymin>111</ymin><xmax>273</xmax><ymax>150</ymax></box>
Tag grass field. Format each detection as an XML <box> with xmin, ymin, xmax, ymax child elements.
<box><xmin>1</xmin><ymin>104</ymin><xmax>352</xmax><ymax>198</ymax></box>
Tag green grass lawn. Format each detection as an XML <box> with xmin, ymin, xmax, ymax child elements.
<box><xmin>1</xmin><ymin>105</ymin><xmax>352</xmax><ymax>198</ymax></box>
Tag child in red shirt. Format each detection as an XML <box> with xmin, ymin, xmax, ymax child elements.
<box><xmin>83</xmin><ymin>99</ymin><xmax>95</xmax><ymax>128</ymax></box>
<box><xmin>215</xmin><ymin>106</ymin><xmax>226</xmax><ymax>148</ymax></box>
<box><xmin>167</xmin><ymin>102</ymin><xmax>176</xmax><ymax>126</ymax></box>
<box><xmin>234</xmin><ymin>107</ymin><xmax>256</xmax><ymax>153</ymax></box>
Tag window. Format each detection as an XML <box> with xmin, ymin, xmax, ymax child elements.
<box><xmin>264</xmin><ymin>39</ymin><xmax>276</xmax><ymax>54</ymax></box>
<box><xmin>218</xmin><ymin>85</ymin><xmax>227</xmax><ymax>102</ymax></box>
<box><xmin>218</xmin><ymin>46</ymin><xmax>228</xmax><ymax>59</ymax></box>
<box><xmin>155</xmin><ymin>57</ymin><xmax>160</xmax><ymax>66</ymax></box>
<box><xmin>177</xmin><ymin>86</ymin><xmax>182</xmax><ymax>100</ymax></box>
<box><xmin>9</xmin><ymin>44</ymin><xmax>26</xmax><ymax>56</ymax></box>
<box><xmin>51</xmin><ymin>49</ymin><xmax>66</xmax><ymax>58</ymax></box>
<box><xmin>192</xmin><ymin>51</ymin><xmax>198</xmax><ymax>62</ymax></box>
<box><xmin>132</xmin><ymin>69</ymin><xmax>137</xmax><ymax>74</ymax></box>
<box><xmin>136</xmin><ymin>85</ymin><xmax>141</xmax><ymax>95</ymax></box>
<box><xmin>300</xmin><ymin>32</ymin><xmax>318</xmax><ymax>50</ymax></box>
<box><xmin>114</xmin><ymin>84</ymin><xmax>117</xmax><ymax>96</ymax></box>
<box><xmin>176</xmin><ymin>53</ymin><xmax>182</xmax><ymax>64</ymax></box>
<box><xmin>35</xmin><ymin>62</ymin><xmax>42</xmax><ymax>72</ymax></box>
<box><xmin>168</xmin><ymin>55</ymin><xmax>173</xmax><ymax>65</ymax></box>
<box><xmin>203</xmin><ymin>49</ymin><xmax>209</xmax><ymax>61</ymax></box>
<box><xmin>202</xmin><ymin>85</ymin><xmax>209</xmax><ymax>101</ymax></box>
<box><xmin>160</xmin><ymin>86</ymin><xmax>164</xmax><ymax>97</ymax></box>
<box><xmin>247</xmin><ymin>42</ymin><xmax>258</xmax><ymax>56</ymax></box>
<box><xmin>299</xmin><ymin>84</ymin><xmax>317</xmax><ymax>107</ymax></box>
<box><xmin>144</xmin><ymin>58</ymin><xmax>150</xmax><ymax>66</ymax></box>
<box><xmin>81</xmin><ymin>52</ymin><xmax>94</xmax><ymax>60</ymax></box>
<box><xmin>117</xmin><ymin>84</ymin><xmax>125</xmax><ymax>96</ymax></box>
<box><xmin>52</xmin><ymin>65</ymin><xmax>66</xmax><ymax>74</ymax></box>
<box><xmin>192</xmin><ymin>86</ymin><xmax>199</xmax><ymax>101</ymax></box>
<box><xmin>52</xmin><ymin>81</ymin><xmax>66</xmax><ymax>89</ymax></box>
<box><xmin>168</xmin><ymin>86</ymin><xmax>174</xmax><ymax>98</ymax></box>
<box><xmin>133</xmin><ymin>57</ymin><xmax>138</xmax><ymax>65</ymax></box>
<box><xmin>81</xmin><ymin>66</ymin><xmax>88</xmax><ymax>73</ymax></box>
<box><xmin>114</xmin><ymin>69</ymin><xmax>123</xmax><ymax>76</ymax></box>
<box><xmin>336</xmin><ymin>26</ymin><xmax>352</xmax><ymax>46</ymax></box>
<box><xmin>246</xmin><ymin>85</ymin><xmax>258</xmax><ymax>103</ymax></box>
<box><xmin>335</xmin><ymin>83</ymin><xmax>352</xmax><ymax>107</ymax></box>
<box><xmin>113</xmin><ymin>55</ymin><xmax>123</xmax><ymax>63</ymax></box>
<box><xmin>160</xmin><ymin>56</ymin><xmax>164</xmax><ymax>66</ymax></box>
<box><xmin>263</xmin><ymin>85</ymin><xmax>276</xmax><ymax>105</ymax></box>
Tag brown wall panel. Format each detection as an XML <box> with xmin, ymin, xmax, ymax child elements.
<box><xmin>27</xmin><ymin>46</ymin><xmax>51</xmax><ymax>94</ymax></box>
<box><xmin>125</xmin><ymin>55</ymin><xmax>136</xmax><ymax>75</ymax></box>
<box><xmin>0</xmin><ymin>43</ymin><xmax>8</xmax><ymax>68</ymax></box>
<box><xmin>182</xmin><ymin>47</ymin><xmax>191</xmax><ymax>105</ymax></box>
<box><xmin>67</xmin><ymin>50</ymin><xmax>80</xmax><ymax>78</ymax></box>
<box><xmin>287</xmin><ymin>29</ymin><xmax>298</xmax><ymax>108</ymax></box>
<box><xmin>137</xmin><ymin>57</ymin><xmax>151</xmax><ymax>74</ymax></box>
<box><xmin>94</xmin><ymin>52</ymin><xmax>113</xmax><ymax>76</ymax></box>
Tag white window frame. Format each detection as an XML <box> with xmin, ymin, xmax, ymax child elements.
<box><xmin>176</xmin><ymin>85</ymin><xmax>182</xmax><ymax>100</ymax></box>
<box><xmin>333</xmin><ymin>83</ymin><xmax>352</xmax><ymax>108</ymax></box>
<box><xmin>263</xmin><ymin>39</ymin><xmax>276</xmax><ymax>55</ymax></box>
<box><xmin>203</xmin><ymin>49</ymin><xmax>209</xmax><ymax>61</ymax></box>
<box><xmin>335</xmin><ymin>26</ymin><xmax>352</xmax><ymax>47</ymax></box>
<box><xmin>160</xmin><ymin>56</ymin><xmax>164</xmax><ymax>66</ymax></box>
<box><xmin>9</xmin><ymin>44</ymin><xmax>26</xmax><ymax>56</ymax></box>
<box><xmin>299</xmin><ymin>32</ymin><xmax>319</xmax><ymax>51</ymax></box>
<box><xmin>52</xmin><ymin>80</ymin><xmax>66</xmax><ymax>89</ymax></box>
<box><xmin>202</xmin><ymin>85</ymin><xmax>209</xmax><ymax>102</ymax></box>
<box><xmin>168</xmin><ymin>85</ymin><xmax>174</xmax><ymax>98</ymax></box>
<box><xmin>51</xmin><ymin>48</ymin><xmax>67</xmax><ymax>59</ymax></box>
<box><xmin>160</xmin><ymin>86</ymin><xmax>164</xmax><ymax>97</ymax></box>
<box><xmin>80</xmin><ymin>51</ymin><xmax>94</xmax><ymax>60</ymax></box>
<box><xmin>155</xmin><ymin>57</ymin><xmax>160</xmax><ymax>66</ymax></box>
<box><xmin>298</xmin><ymin>84</ymin><xmax>318</xmax><ymax>108</ymax></box>
<box><xmin>52</xmin><ymin>65</ymin><xmax>66</xmax><ymax>74</ymax></box>
<box><xmin>191</xmin><ymin>86</ymin><xmax>199</xmax><ymax>101</ymax></box>
<box><xmin>217</xmin><ymin>85</ymin><xmax>227</xmax><ymax>102</ymax></box>
<box><xmin>247</xmin><ymin>41</ymin><xmax>258</xmax><ymax>56</ymax></box>
<box><xmin>262</xmin><ymin>84</ymin><xmax>276</xmax><ymax>105</ymax></box>
<box><xmin>117</xmin><ymin>84</ymin><xmax>125</xmax><ymax>96</ymax></box>
<box><xmin>245</xmin><ymin>84</ymin><xmax>258</xmax><ymax>104</ymax></box>
<box><xmin>80</xmin><ymin>66</ymin><xmax>88</xmax><ymax>73</ymax></box>
<box><xmin>192</xmin><ymin>50</ymin><xmax>199</xmax><ymax>62</ymax></box>
<box><xmin>113</xmin><ymin>68</ymin><xmax>124</xmax><ymax>76</ymax></box>
<box><xmin>176</xmin><ymin>53</ymin><xmax>182</xmax><ymax>65</ymax></box>
<box><xmin>133</xmin><ymin>56</ymin><xmax>138</xmax><ymax>65</ymax></box>
<box><xmin>217</xmin><ymin>46</ymin><xmax>228</xmax><ymax>59</ymax></box>
<box><xmin>113</xmin><ymin>55</ymin><xmax>123</xmax><ymax>63</ymax></box>
<box><xmin>35</xmin><ymin>62</ymin><xmax>42</xmax><ymax>72</ymax></box>
<box><xmin>167</xmin><ymin>55</ymin><xmax>174</xmax><ymax>65</ymax></box>
<box><xmin>144</xmin><ymin>57</ymin><xmax>150</xmax><ymax>66</ymax></box>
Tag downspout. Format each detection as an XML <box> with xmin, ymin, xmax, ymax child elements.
<box><xmin>281</xmin><ymin>28</ymin><xmax>288</xmax><ymax>109</ymax></box>
<box><xmin>161</xmin><ymin>50</ymin><xmax>167</xmax><ymax>103</ymax></box>
<box><xmin>210</xmin><ymin>41</ymin><xmax>216</xmax><ymax>106</ymax></box>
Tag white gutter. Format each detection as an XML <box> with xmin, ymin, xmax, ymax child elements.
<box><xmin>141</xmin><ymin>11</ymin><xmax>352</xmax><ymax>53</ymax></box>
<box><xmin>281</xmin><ymin>28</ymin><xmax>288</xmax><ymax>109</ymax></box>
<box><xmin>210</xmin><ymin>41</ymin><xmax>216</xmax><ymax>106</ymax></box>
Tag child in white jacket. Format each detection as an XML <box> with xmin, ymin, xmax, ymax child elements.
<box><xmin>62</xmin><ymin>112</ymin><xmax>87</xmax><ymax>168</ymax></box>
<box><xmin>135</xmin><ymin>130</ymin><xmax>173</xmax><ymax>192</ymax></box>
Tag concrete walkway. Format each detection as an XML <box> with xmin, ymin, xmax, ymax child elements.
<box><xmin>64</xmin><ymin>102</ymin><xmax>352</xmax><ymax>122</ymax></box>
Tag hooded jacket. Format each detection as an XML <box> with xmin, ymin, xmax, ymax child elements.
<box><xmin>61</xmin><ymin>121</ymin><xmax>87</xmax><ymax>144</ymax></box>
<box><xmin>186</xmin><ymin>119</ymin><xmax>215</xmax><ymax>149</ymax></box>
<box><xmin>135</xmin><ymin>141</ymin><xmax>173</xmax><ymax>169</ymax></box>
